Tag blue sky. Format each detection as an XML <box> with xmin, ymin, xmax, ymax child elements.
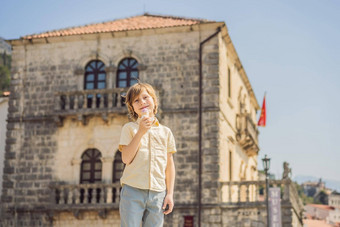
<box><xmin>1</xmin><ymin>0</ymin><xmax>339</xmax><ymax>182</ymax></box>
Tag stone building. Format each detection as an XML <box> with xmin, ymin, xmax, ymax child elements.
<box><xmin>328</xmin><ymin>191</ymin><xmax>340</xmax><ymax>225</ymax></box>
<box><xmin>1</xmin><ymin>14</ymin><xmax>303</xmax><ymax>226</ymax></box>
<box><xmin>0</xmin><ymin>93</ymin><xmax>9</xmax><ymax>198</ymax></box>
<box><xmin>302</xmin><ymin>179</ymin><xmax>326</xmax><ymax>197</ymax></box>
<box><xmin>0</xmin><ymin>37</ymin><xmax>11</xmax><ymax>54</ymax></box>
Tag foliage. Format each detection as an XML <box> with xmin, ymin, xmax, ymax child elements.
<box><xmin>0</xmin><ymin>52</ymin><xmax>11</xmax><ymax>93</ymax></box>
<box><xmin>295</xmin><ymin>182</ymin><xmax>314</xmax><ymax>205</ymax></box>
<box><xmin>314</xmin><ymin>190</ymin><xmax>328</xmax><ymax>204</ymax></box>
<box><xmin>0</xmin><ymin>65</ymin><xmax>10</xmax><ymax>93</ymax></box>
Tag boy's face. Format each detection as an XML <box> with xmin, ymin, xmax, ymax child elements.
<box><xmin>132</xmin><ymin>89</ymin><xmax>155</xmax><ymax>118</ymax></box>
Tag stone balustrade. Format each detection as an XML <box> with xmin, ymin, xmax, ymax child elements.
<box><xmin>235</xmin><ymin>113</ymin><xmax>259</xmax><ymax>156</ymax></box>
<box><xmin>220</xmin><ymin>179</ymin><xmax>300</xmax><ymax>205</ymax></box>
<box><xmin>219</xmin><ymin>179</ymin><xmax>304</xmax><ymax>226</ymax></box>
<box><xmin>54</xmin><ymin>87</ymin><xmax>129</xmax><ymax>116</ymax></box>
<box><xmin>48</xmin><ymin>180</ymin><xmax>303</xmax><ymax>225</ymax></box>
<box><xmin>53</xmin><ymin>87</ymin><xmax>129</xmax><ymax>125</ymax></box>
<box><xmin>220</xmin><ymin>179</ymin><xmax>303</xmax><ymax>210</ymax></box>
<box><xmin>50</xmin><ymin>183</ymin><xmax>122</xmax><ymax>209</ymax></box>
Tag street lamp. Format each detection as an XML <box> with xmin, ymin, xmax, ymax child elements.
<box><xmin>262</xmin><ymin>154</ymin><xmax>271</xmax><ymax>227</ymax></box>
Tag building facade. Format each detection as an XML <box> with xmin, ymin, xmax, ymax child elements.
<box><xmin>0</xmin><ymin>14</ymin><xmax>303</xmax><ymax>226</ymax></box>
<box><xmin>0</xmin><ymin>37</ymin><xmax>11</xmax><ymax>54</ymax></box>
<box><xmin>302</xmin><ymin>179</ymin><xmax>327</xmax><ymax>197</ymax></box>
<box><xmin>329</xmin><ymin>192</ymin><xmax>340</xmax><ymax>225</ymax></box>
<box><xmin>0</xmin><ymin>95</ymin><xmax>9</xmax><ymax>199</ymax></box>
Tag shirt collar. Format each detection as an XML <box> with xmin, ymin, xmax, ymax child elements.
<box><xmin>136</xmin><ymin>117</ymin><xmax>160</xmax><ymax>127</ymax></box>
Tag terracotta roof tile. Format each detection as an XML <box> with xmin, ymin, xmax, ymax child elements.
<box><xmin>303</xmin><ymin>219</ymin><xmax>333</xmax><ymax>227</ymax></box>
<box><xmin>307</xmin><ymin>204</ymin><xmax>335</xmax><ymax>210</ymax></box>
<box><xmin>23</xmin><ymin>14</ymin><xmax>212</xmax><ymax>39</ymax></box>
<box><xmin>2</xmin><ymin>91</ymin><xmax>10</xmax><ymax>97</ymax></box>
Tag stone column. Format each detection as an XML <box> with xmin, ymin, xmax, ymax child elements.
<box><xmin>105</xmin><ymin>65</ymin><xmax>117</xmax><ymax>89</ymax></box>
<box><xmin>71</xmin><ymin>158</ymin><xmax>82</xmax><ymax>183</ymax></box>
<box><xmin>74</xmin><ymin>68</ymin><xmax>85</xmax><ymax>90</ymax></box>
<box><xmin>101</xmin><ymin>156</ymin><xmax>114</xmax><ymax>183</ymax></box>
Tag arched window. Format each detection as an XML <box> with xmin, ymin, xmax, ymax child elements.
<box><xmin>113</xmin><ymin>151</ymin><xmax>125</xmax><ymax>183</ymax></box>
<box><xmin>80</xmin><ymin>149</ymin><xmax>102</xmax><ymax>184</ymax></box>
<box><xmin>84</xmin><ymin>60</ymin><xmax>106</xmax><ymax>108</ymax></box>
<box><xmin>116</xmin><ymin>58</ymin><xmax>139</xmax><ymax>87</ymax></box>
<box><xmin>84</xmin><ymin>60</ymin><xmax>106</xmax><ymax>90</ymax></box>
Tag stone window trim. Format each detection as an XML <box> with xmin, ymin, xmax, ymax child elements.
<box><xmin>71</xmin><ymin>158</ymin><xmax>82</xmax><ymax>183</ymax></box>
<box><xmin>74</xmin><ymin>65</ymin><xmax>118</xmax><ymax>75</ymax></box>
<box><xmin>113</xmin><ymin>151</ymin><xmax>125</xmax><ymax>183</ymax></box>
<box><xmin>119</xmin><ymin>49</ymin><xmax>147</xmax><ymax>71</ymax></box>
<box><xmin>80</xmin><ymin>149</ymin><xmax>102</xmax><ymax>184</ymax></box>
<box><xmin>71</xmin><ymin>153</ymin><xmax>124</xmax><ymax>184</ymax></box>
<box><xmin>84</xmin><ymin>60</ymin><xmax>106</xmax><ymax>90</ymax></box>
<box><xmin>74</xmin><ymin>62</ymin><xmax>146</xmax><ymax>90</ymax></box>
<box><xmin>75</xmin><ymin>64</ymin><xmax>117</xmax><ymax>90</ymax></box>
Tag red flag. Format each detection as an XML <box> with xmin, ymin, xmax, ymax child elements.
<box><xmin>258</xmin><ymin>95</ymin><xmax>266</xmax><ymax>127</ymax></box>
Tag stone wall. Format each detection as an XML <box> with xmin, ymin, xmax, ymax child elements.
<box><xmin>54</xmin><ymin>116</ymin><xmax>128</xmax><ymax>184</ymax></box>
<box><xmin>53</xmin><ymin>210</ymin><xmax>121</xmax><ymax>227</ymax></box>
<box><xmin>0</xmin><ymin>38</ymin><xmax>11</xmax><ymax>54</ymax></box>
<box><xmin>1</xmin><ymin>25</ymin><xmax>224</xmax><ymax>225</ymax></box>
<box><xmin>218</xmin><ymin>32</ymin><xmax>258</xmax><ymax>184</ymax></box>
<box><xmin>0</xmin><ymin>97</ymin><xmax>8</xmax><ymax>199</ymax></box>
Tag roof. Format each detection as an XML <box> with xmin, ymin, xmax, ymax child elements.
<box><xmin>22</xmin><ymin>14</ymin><xmax>212</xmax><ymax>39</ymax></box>
<box><xmin>13</xmin><ymin>14</ymin><xmax>259</xmax><ymax>109</ymax></box>
<box><xmin>302</xmin><ymin>181</ymin><xmax>321</xmax><ymax>186</ymax></box>
<box><xmin>306</xmin><ymin>204</ymin><xmax>335</xmax><ymax>210</ymax></box>
<box><xmin>0</xmin><ymin>91</ymin><xmax>10</xmax><ymax>104</ymax></box>
<box><xmin>303</xmin><ymin>219</ymin><xmax>333</xmax><ymax>227</ymax></box>
<box><xmin>331</xmin><ymin>191</ymin><xmax>340</xmax><ymax>195</ymax></box>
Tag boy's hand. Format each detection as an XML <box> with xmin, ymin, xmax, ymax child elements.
<box><xmin>138</xmin><ymin>116</ymin><xmax>153</xmax><ymax>135</ymax></box>
<box><xmin>162</xmin><ymin>194</ymin><xmax>174</xmax><ymax>215</ymax></box>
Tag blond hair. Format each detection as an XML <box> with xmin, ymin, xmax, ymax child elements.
<box><xmin>125</xmin><ymin>83</ymin><xmax>158</xmax><ymax>121</ymax></box>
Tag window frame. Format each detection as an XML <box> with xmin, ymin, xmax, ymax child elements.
<box><xmin>80</xmin><ymin>149</ymin><xmax>102</xmax><ymax>184</ymax></box>
<box><xmin>116</xmin><ymin>58</ymin><xmax>139</xmax><ymax>88</ymax></box>
<box><xmin>84</xmin><ymin>60</ymin><xmax>106</xmax><ymax>90</ymax></box>
<box><xmin>113</xmin><ymin>151</ymin><xmax>125</xmax><ymax>183</ymax></box>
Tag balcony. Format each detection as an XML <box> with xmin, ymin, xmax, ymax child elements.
<box><xmin>219</xmin><ymin>179</ymin><xmax>304</xmax><ymax>226</ymax></box>
<box><xmin>49</xmin><ymin>182</ymin><xmax>121</xmax><ymax>218</ymax></box>
<box><xmin>220</xmin><ymin>179</ymin><xmax>297</xmax><ymax>204</ymax></box>
<box><xmin>235</xmin><ymin>113</ymin><xmax>259</xmax><ymax>156</ymax></box>
<box><xmin>48</xmin><ymin>180</ymin><xmax>303</xmax><ymax>225</ymax></box>
<box><xmin>53</xmin><ymin>88</ymin><xmax>128</xmax><ymax>125</ymax></box>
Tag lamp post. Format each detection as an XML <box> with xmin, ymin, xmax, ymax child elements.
<box><xmin>262</xmin><ymin>154</ymin><xmax>271</xmax><ymax>227</ymax></box>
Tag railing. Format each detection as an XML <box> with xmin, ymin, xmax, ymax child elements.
<box><xmin>54</xmin><ymin>87</ymin><xmax>129</xmax><ymax>116</ymax></box>
<box><xmin>220</xmin><ymin>179</ymin><xmax>303</xmax><ymax>209</ymax></box>
<box><xmin>220</xmin><ymin>179</ymin><xmax>304</xmax><ymax>226</ymax></box>
<box><xmin>50</xmin><ymin>183</ymin><xmax>121</xmax><ymax>209</ymax></box>
<box><xmin>235</xmin><ymin>113</ymin><xmax>259</xmax><ymax>156</ymax></box>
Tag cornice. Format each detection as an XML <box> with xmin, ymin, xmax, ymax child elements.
<box><xmin>8</xmin><ymin>22</ymin><xmax>224</xmax><ymax>46</ymax></box>
<box><xmin>220</xmin><ymin>26</ymin><xmax>260</xmax><ymax>110</ymax></box>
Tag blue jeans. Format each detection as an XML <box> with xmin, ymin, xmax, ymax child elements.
<box><xmin>119</xmin><ymin>184</ymin><xmax>166</xmax><ymax>227</ymax></box>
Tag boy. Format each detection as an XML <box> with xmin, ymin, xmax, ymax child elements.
<box><xmin>118</xmin><ymin>83</ymin><xmax>176</xmax><ymax>227</ymax></box>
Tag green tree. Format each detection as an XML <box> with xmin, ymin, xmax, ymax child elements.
<box><xmin>0</xmin><ymin>65</ymin><xmax>10</xmax><ymax>93</ymax></box>
<box><xmin>314</xmin><ymin>190</ymin><xmax>328</xmax><ymax>205</ymax></box>
<box><xmin>295</xmin><ymin>182</ymin><xmax>314</xmax><ymax>205</ymax></box>
<box><xmin>0</xmin><ymin>52</ymin><xmax>11</xmax><ymax>93</ymax></box>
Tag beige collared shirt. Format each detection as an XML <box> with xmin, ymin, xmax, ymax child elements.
<box><xmin>118</xmin><ymin>118</ymin><xmax>176</xmax><ymax>192</ymax></box>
